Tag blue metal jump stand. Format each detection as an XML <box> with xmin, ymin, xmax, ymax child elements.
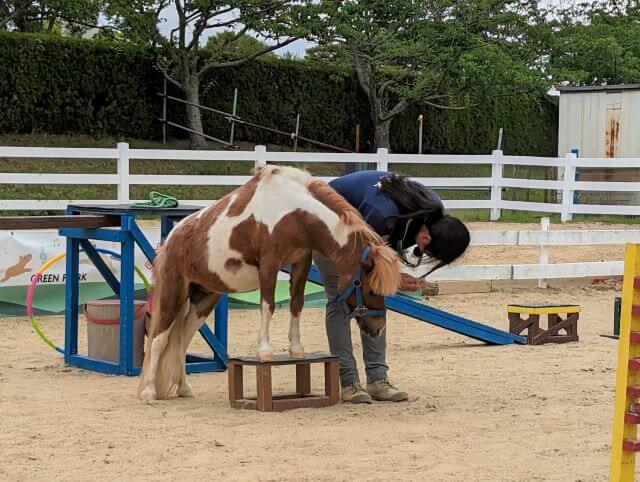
<box><xmin>61</xmin><ymin>204</ymin><xmax>228</xmax><ymax>376</ymax></box>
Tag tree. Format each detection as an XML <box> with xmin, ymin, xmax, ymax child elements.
<box><xmin>202</xmin><ymin>30</ymin><xmax>275</xmax><ymax>59</ymax></box>
<box><xmin>0</xmin><ymin>0</ymin><xmax>102</xmax><ymax>34</ymax></box>
<box><xmin>105</xmin><ymin>1</ymin><xmax>322</xmax><ymax>149</ymax></box>
<box><xmin>306</xmin><ymin>42</ymin><xmax>352</xmax><ymax>67</ymax></box>
<box><xmin>319</xmin><ymin>0</ymin><xmax>546</xmax><ymax>151</ymax></box>
<box><xmin>548</xmin><ymin>1</ymin><xmax>640</xmax><ymax>85</ymax></box>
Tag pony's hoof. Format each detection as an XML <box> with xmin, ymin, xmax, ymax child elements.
<box><xmin>289</xmin><ymin>349</ymin><xmax>305</xmax><ymax>359</ymax></box>
<box><xmin>258</xmin><ymin>351</ymin><xmax>273</xmax><ymax>362</ymax></box>
<box><xmin>177</xmin><ymin>383</ymin><xmax>194</xmax><ymax>398</ymax></box>
<box><xmin>140</xmin><ymin>386</ymin><xmax>157</xmax><ymax>401</ymax></box>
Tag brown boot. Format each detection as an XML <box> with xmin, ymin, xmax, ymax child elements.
<box><xmin>340</xmin><ymin>382</ymin><xmax>373</xmax><ymax>404</ymax></box>
<box><xmin>367</xmin><ymin>378</ymin><xmax>409</xmax><ymax>402</ymax></box>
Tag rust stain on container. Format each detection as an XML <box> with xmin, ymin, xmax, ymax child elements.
<box><xmin>605</xmin><ymin>116</ymin><xmax>620</xmax><ymax>158</ymax></box>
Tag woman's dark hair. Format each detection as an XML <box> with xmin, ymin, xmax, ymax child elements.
<box><xmin>380</xmin><ymin>173</ymin><xmax>443</xmax><ymax>221</ymax></box>
<box><xmin>424</xmin><ymin>215</ymin><xmax>470</xmax><ymax>273</ymax></box>
<box><xmin>380</xmin><ymin>173</ymin><xmax>470</xmax><ymax>273</ymax></box>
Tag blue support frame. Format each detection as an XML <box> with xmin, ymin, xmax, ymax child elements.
<box><xmin>62</xmin><ymin>205</ymin><xmax>228</xmax><ymax>376</ymax></box>
<box><xmin>64</xmin><ymin>236</ymin><xmax>79</xmax><ymax>364</ymax></box>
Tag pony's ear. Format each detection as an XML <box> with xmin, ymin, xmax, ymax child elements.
<box><xmin>368</xmin><ymin>245</ymin><xmax>401</xmax><ymax>295</ymax></box>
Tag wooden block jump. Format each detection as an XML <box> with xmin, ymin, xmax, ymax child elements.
<box><xmin>228</xmin><ymin>353</ymin><xmax>339</xmax><ymax>412</ymax></box>
<box><xmin>508</xmin><ymin>303</ymin><xmax>580</xmax><ymax>345</ymax></box>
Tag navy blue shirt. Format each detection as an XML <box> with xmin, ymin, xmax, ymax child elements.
<box><xmin>329</xmin><ymin>170</ymin><xmax>443</xmax><ymax>238</ymax></box>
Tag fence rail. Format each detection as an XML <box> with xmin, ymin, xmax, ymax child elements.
<box><xmin>2</xmin><ymin>143</ymin><xmax>640</xmax><ymax>220</ymax></box>
<box><xmin>409</xmin><ymin>218</ymin><xmax>639</xmax><ymax>283</ymax></box>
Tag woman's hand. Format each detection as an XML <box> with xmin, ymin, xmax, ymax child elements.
<box><xmin>400</xmin><ymin>273</ymin><xmax>426</xmax><ymax>292</ymax></box>
<box><xmin>414</xmin><ymin>225</ymin><xmax>432</xmax><ymax>254</ymax></box>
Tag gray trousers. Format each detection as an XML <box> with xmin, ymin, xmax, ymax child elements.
<box><xmin>313</xmin><ymin>252</ymin><xmax>388</xmax><ymax>387</ymax></box>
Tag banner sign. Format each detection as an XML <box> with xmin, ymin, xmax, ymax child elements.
<box><xmin>0</xmin><ymin>228</ymin><xmax>160</xmax><ymax>288</ymax></box>
<box><xmin>0</xmin><ymin>228</ymin><xmax>326</xmax><ymax>315</ymax></box>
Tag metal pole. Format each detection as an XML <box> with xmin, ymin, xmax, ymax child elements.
<box><xmin>497</xmin><ymin>127</ymin><xmax>503</xmax><ymax>151</ymax></box>
<box><xmin>418</xmin><ymin>114</ymin><xmax>424</xmax><ymax>154</ymax></box>
<box><xmin>233</xmin><ymin>117</ymin><xmax>351</xmax><ymax>153</ymax></box>
<box><xmin>293</xmin><ymin>113</ymin><xmax>300</xmax><ymax>152</ymax></box>
<box><xmin>355</xmin><ymin>124</ymin><xmax>360</xmax><ymax>153</ymax></box>
<box><xmin>162</xmin><ymin>77</ymin><xmax>167</xmax><ymax>145</ymax></box>
<box><xmin>229</xmin><ymin>88</ymin><xmax>238</xmax><ymax>146</ymax></box>
<box><xmin>163</xmin><ymin>120</ymin><xmax>234</xmax><ymax>146</ymax></box>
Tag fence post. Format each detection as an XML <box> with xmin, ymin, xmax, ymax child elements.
<box><xmin>376</xmin><ymin>148</ymin><xmax>389</xmax><ymax>171</ymax></box>
<box><xmin>117</xmin><ymin>142</ymin><xmax>130</xmax><ymax>203</ymax></box>
<box><xmin>293</xmin><ymin>113</ymin><xmax>301</xmax><ymax>152</ymax></box>
<box><xmin>490</xmin><ymin>149</ymin><xmax>503</xmax><ymax>221</ymax></box>
<box><xmin>229</xmin><ymin>88</ymin><xmax>238</xmax><ymax>146</ymax></box>
<box><xmin>255</xmin><ymin>145</ymin><xmax>267</xmax><ymax>168</ymax></box>
<box><xmin>538</xmin><ymin>217</ymin><xmax>550</xmax><ymax>289</ymax></box>
<box><xmin>561</xmin><ymin>152</ymin><xmax>577</xmax><ymax>222</ymax></box>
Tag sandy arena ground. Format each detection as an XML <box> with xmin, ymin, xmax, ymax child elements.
<box><xmin>0</xmin><ymin>221</ymin><xmax>633</xmax><ymax>481</ymax></box>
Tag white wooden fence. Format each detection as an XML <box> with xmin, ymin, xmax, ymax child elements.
<box><xmin>1</xmin><ymin>143</ymin><xmax>640</xmax><ymax>223</ymax></box>
<box><xmin>425</xmin><ymin>217</ymin><xmax>637</xmax><ymax>284</ymax></box>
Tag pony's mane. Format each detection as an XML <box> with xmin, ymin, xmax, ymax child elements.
<box><xmin>369</xmin><ymin>244</ymin><xmax>401</xmax><ymax>295</ymax></box>
<box><xmin>307</xmin><ymin>179</ymin><xmax>400</xmax><ymax>295</ymax></box>
<box><xmin>307</xmin><ymin>179</ymin><xmax>383</xmax><ymax>246</ymax></box>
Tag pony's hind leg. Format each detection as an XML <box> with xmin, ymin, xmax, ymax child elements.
<box><xmin>176</xmin><ymin>291</ymin><xmax>220</xmax><ymax>398</ymax></box>
<box><xmin>288</xmin><ymin>254</ymin><xmax>312</xmax><ymax>359</ymax></box>
<box><xmin>140</xmin><ymin>281</ymin><xmax>189</xmax><ymax>401</ymax></box>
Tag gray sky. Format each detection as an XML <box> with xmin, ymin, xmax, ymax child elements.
<box><xmin>157</xmin><ymin>5</ymin><xmax>315</xmax><ymax>58</ymax></box>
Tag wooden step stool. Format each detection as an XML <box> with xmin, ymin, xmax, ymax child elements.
<box><xmin>228</xmin><ymin>353</ymin><xmax>340</xmax><ymax>412</ymax></box>
<box><xmin>508</xmin><ymin>303</ymin><xmax>581</xmax><ymax>345</ymax></box>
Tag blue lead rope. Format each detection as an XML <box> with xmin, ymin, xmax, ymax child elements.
<box><xmin>333</xmin><ymin>246</ymin><xmax>387</xmax><ymax>321</ymax></box>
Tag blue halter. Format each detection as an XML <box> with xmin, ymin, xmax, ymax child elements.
<box><xmin>333</xmin><ymin>246</ymin><xmax>387</xmax><ymax>322</ymax></box>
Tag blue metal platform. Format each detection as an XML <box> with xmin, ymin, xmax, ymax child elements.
<box><xmin>62</xmin><ymin>204</ymin><xmax>228</xmax><ymax>376</ymax></box>
<box><xmin>289</xmin><ymin>264</ymin><xmax>525</xmax><ymax>346</ymax></box>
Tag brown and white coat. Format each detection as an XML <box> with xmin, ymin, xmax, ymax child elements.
<box><xmin>139</xmin><ymin>165</ymin><xmax>400</xmax><ymax>401</ymax></box>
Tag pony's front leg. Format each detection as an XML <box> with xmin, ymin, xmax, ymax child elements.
<box><xmin>257</xmin><ymin>263</ymin><xmax>278</xmax><ymax>361</ymax></box>
<box><xmin>288</xmin><ymin>254</ymin><xmax>312</xmax><ymax>359</ymax></box>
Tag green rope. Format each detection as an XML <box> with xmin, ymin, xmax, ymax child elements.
<box><xmin>132</xmin><ymin>191</ymin><xmax>178</xmax><ymax>208</ymax></box>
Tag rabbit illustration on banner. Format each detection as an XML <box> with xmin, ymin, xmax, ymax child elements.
<box><xmin>1</xmin><ymin>254</ymin><xmax>33</xmax><ymax>283</ymax></box>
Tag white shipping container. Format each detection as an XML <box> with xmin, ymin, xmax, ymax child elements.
<box><xmin>557</xmin><ymin>85</ymin><xmax>640</xmax><ymax>204</ymax></box>
<box><xmin>558</xmin><ymin>84</ymin><xmax>640</xmax><ymax>158</ymax></box>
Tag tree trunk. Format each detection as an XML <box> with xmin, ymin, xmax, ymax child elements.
<box><xmin>374</xmin><ymin>120</ymin><xmax>391</xmax><ymax>151</ymax></box>
<box><xmin>183</xmin><ymin>74</ymin><xmax>207</xmax><ymax>150</ymax></box>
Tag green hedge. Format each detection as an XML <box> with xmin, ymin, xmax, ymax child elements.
<box><xmin>0</xmin><ymin>32</ymin><xmax>159</xmax><ymax>139</ymax></box>
<box><xmin>0</xmin><ymin>32</ymin><xmax>558</xmax><ymax>155</ymax></box>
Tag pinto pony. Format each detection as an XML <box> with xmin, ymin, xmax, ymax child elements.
<box><xmin>139</xmin><ymin>166</ymin><xmax>400</xmax><ymax>401</ymax></box>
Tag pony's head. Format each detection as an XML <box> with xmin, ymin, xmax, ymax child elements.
<box><xmin>340</xmin><ymin>244</ymin><xmax>401</xmax><ymax>337</ymax></box>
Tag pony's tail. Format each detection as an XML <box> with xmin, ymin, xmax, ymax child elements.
<box><xmin>152</xmin><ymin>319</ymin><xmax>185</xmax><ymax>399</ymax></box>
<box><xmin>138</xmin><ymin>252</ymin><xmax>186</xmax><ymax>400</ymax></box>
